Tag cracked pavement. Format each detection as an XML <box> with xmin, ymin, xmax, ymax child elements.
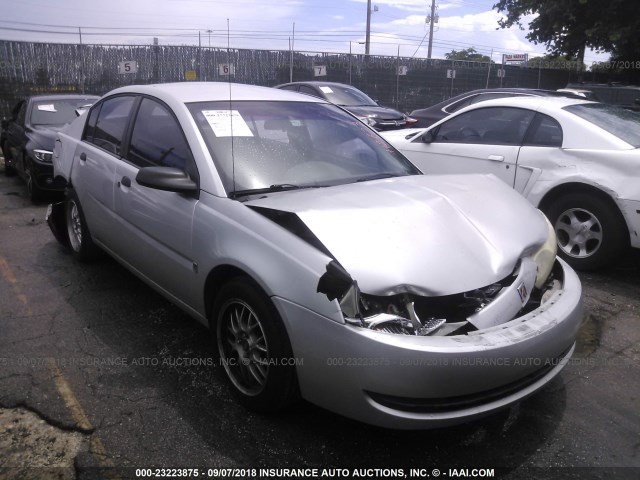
<box><xmin>1</xmin><ymin>160</ymin><xmax>639</xmax><ymax>479</ymax></box>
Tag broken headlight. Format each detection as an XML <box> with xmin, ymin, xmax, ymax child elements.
<box><xmin>532</xmin><ymin>215</ymin><xmax>557</xmax><ymax>289</ymax></box>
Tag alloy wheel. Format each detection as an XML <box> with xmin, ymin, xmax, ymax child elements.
<box><xmin>554</xmin><ymin>207</ymin><xmax>603</xmax><ymax>259</ymax></box>
<box><xmin>217</xmin><ymin>298</ymin><xmax>269</xmax><ymax>396</ymax></box>
<box><xmin>66</xmin><ymin>200</ymin><xmax>83</xmax><ymax>253</ymax></box>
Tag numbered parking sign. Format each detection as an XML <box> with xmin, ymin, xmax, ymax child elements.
<box><xmin>218</xmin><ymin>64</ymin><xmax>236</xmax><ymax>76</ymax></box>
<box><xmin>118</xmin><ymin>61</ymin><xmax>138</xmax><ymax>74</ymax></box>
<box><xmin>313</xmin><ymin>65</ymin><xmax>327</xmax><ymax>77</ymax></box>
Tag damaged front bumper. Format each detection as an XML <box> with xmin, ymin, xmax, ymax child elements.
<box><xmin>45</xmin><ymin>201</ymin><xmax>70</xmax><ymax>249</ymax></box>
<box><xmin>275</xmin><ymin>257</ymin><xmax>583</xmax><ymax>429</ymax></box>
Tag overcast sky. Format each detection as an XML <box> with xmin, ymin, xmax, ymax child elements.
<box><xmin>0</xmin><ymin>0</ymin><xmax>608</xmax><ymax>63</ymax></box>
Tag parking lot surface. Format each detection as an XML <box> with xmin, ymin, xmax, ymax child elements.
<box><xmin>0</xmin><ymin>162</ymin><xmax>639</xmax><ymax>480</ymax></box>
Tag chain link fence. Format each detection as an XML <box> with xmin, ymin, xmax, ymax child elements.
<box><xmin>0</xmin><ymin>40</ymin><xmax>583</xmax><ymax>119</ymax></box>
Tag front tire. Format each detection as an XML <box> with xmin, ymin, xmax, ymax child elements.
<box><xmin>546</xmin><ymin>193</ymin><xmax>628</xmax><ymax>271</ymax></box>
<box><xmin>213</xmin><ymin>278</ymin><xmax>299</xmax><ymax>411</ymax></box>
<box><xmin>65</xmin><ymin>188</ymin><xmax>99</xmax><ymax>262</ymax></box>
<box><xmin>25</xmin><ymin>163</ymin><xmax>42</xmax><ymax>203</ymax></box>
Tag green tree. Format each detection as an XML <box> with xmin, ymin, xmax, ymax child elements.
<box><xmin>444</xmin><ymin>48</ymin><xmax>491</xmax><ymax>62</ymax></box>
<box><xmin>493</xmin><ymin>0</ymin><xmax>639</xmax><ymax>66</ymax></box>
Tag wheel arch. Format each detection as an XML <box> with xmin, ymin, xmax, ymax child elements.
<box><xmin>538</xmin><ymin>181</ymin><xmax>628</xmax><ymax>236</ymax></box>
<box><xmin>204</xmin><ymin>264</ymin><xmax>269</xmax><ymax>327</ymax></box>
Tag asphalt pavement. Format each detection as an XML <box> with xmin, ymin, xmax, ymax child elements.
<box><xmin>0</xmin><ymin>162</ymin><xmax>639</xmax><ymax>480</ymax></box>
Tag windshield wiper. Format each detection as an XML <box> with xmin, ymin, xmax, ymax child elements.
<box><xmin>355</xmin><ymin>173</ymin><xmax>401</xmax><ymax>183</ymax></box>
<box><xmin>230</xmin><ymin>184</ymin><xmax>321</xmax><ymax>199</ymax></box>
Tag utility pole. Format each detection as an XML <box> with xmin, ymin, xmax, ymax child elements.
<box><xmin>78</xmin><ymin>27</ymin><xmax>85</xmax><ymax>94</ymax></box>
<box><xmin>365</xmin><ymin>0</ymin><xmax>372</xmax><ymax>56</ymax></box>
<box><xmin>427</xmin><ymin>0</ymin><xmax>436</xmax><ymax>59</ymax></box>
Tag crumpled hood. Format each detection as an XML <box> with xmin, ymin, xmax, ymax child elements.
<box><xmin>246</xmin><ymin>175</ymin><xmax>549</xmax><ymax>296</ymax></box>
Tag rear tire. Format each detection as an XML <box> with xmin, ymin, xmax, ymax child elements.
<box><xmin>65</xmin><ymin>188</ymin><xmax>99</xmax><ymax>262</ymax></box>
<box><xmin>212</xmin><ymin>277</ymin><xmax>299</xmax><ymax>412</ymax></box>
<box><xmin>545</xmin><ymin>193</ymin><xmax>628</xmax><ymax>271</ymax></box>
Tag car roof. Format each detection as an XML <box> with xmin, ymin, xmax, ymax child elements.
<box><xmin>461</xmin><ymin>95</ymin><xmax>594</xmax><ymax>110</ymax></box>
<box><xmin>277</xmin><ymin>81</ymin><xmax>356</xmax><ymax>88</ymax></box>
<box><xmin>27</xmin><ymin>94</ymin><xmax>100</xmax><ymax>101</ymax></box>
<box><xmin>460</xmin><ymin>87</ymin><xmax>568</xmax><ymax>95</ymax></box>
<box><xmin>106</xmin><ymin>82</ymin><xmax>327</xmax><ymax>104</ymax></box>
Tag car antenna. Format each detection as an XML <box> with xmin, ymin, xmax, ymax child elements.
<box><xmin>227</xmin><ymin>18</ymin><xmax>236</xmax><ymax>196</ymax></box>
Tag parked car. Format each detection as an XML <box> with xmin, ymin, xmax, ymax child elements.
<box><xmin>48</xmin><ymin>82</ymin><xmax>582</xmax><ymax>429</ymax></box>
<box><xmin>557</xmin><ymin>88</ymin><xmax>600</xmax><ymax>101</ymax></box>
<box><xmin>274</xmin><ymin>81</ymin><xmax>416</xmax><ymax>130</ymax></box>
<box><xmin>1</xmin><ymin>94</ymin><xmax>99</xmax><ymax>201</ymax></box>
<box><xmin>409</xmin><ymin>88</ymin><xmax>583</xmax><ymax>128</ymax></box>
<box><xmin>382</xmin><ymin>96</ymin><xmax>640</xmax><ymax>271</ymax></box>
<box><xmin>565</xmin><ymin>83</ymin><xmax>640</xmax><ymax>111</ymax></box>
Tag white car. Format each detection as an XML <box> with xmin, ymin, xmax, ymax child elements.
<box><xmin>47</xmin><ymin>83</ymin><xmax>582</xmax><ymax>429</ymax></box>
<box><xmin>382</xmin><ymin>96</ymin><xmax>640</xmax><ymax>270</ymax></box>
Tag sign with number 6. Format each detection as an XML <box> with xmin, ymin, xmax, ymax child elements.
<box><xmin>218</xmin><ymin>64</ymin><xmax>236</xmax><ymax>76</ymax></box>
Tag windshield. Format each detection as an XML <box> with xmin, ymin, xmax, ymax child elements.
<box><xmin>563</xmin><ymin>103</ymin><xmax>640</xmax><ymax>147</ymax></box>
<box><xmin>318</xmin><ymin>85</ymin><xmax>378</xmax><ymax>107</ymax></box>
<box><xmin>187</xmin><ymin>100</ymin><xmax>418</xmax><ymax>196</ymax></box>
<box><xmin>30</xmin><ymin>98</ymin><xmax>97</xmax><ymax>126</ymax></box>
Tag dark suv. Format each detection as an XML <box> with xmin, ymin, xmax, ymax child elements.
<box><xmin>2</xmin><ymin>94</ymin><xmax>99</xmax><ymax>201</ymax></box>
<box><xmin>275</xmin><ymin>81</ymin><xmax>415</xmax><ymax>130</ymax></box>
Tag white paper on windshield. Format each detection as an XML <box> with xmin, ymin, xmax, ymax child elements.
<box><xmin>201</xmin><ymin>110</ymin><xmax>253</xmax><ymax>137</ymax></box>
<box><xmin>319</xmin><ymin>86</ymin><xmax>333</xmax><ymax>93</ymax></box>
<box><xmin>37</xmin><ymin>104</ymin><xmax>57</xmax><ymax>112</ymax></box>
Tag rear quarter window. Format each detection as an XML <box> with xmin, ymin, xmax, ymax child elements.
<box><xmin>563</xmin><ymin>103</ymin><xmax>640</xmax><ymax>147</ymax></box>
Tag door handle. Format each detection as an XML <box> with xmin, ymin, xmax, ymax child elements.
<box><xmin>488</xmin><ymin>154</ymin><xmax>504</xmax><ymax>161</ymax></box>
<box><xmin>79</xmin><ymin>152</ymin><xmax>87</xmax><ymax>161</ymax></box>
<box><xmin>121</xmin><ymin>176</ymin><xmax>131</xmax><ymax>188</ymax></box>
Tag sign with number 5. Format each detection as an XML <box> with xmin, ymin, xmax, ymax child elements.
<box><xmin>118</xmin><ymin>61</ymin><xmax>138</xmax><ymax>74</ymax></box>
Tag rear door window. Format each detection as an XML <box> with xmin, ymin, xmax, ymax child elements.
<box><xmin>84</xmin><ymin>96</ymin><xmax>136</xmax><ymax>156</ymax></box>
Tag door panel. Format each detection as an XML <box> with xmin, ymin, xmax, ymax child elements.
<box><xmin>403</xmin><ymin>106</ymin><xmax>535</xmax><ymax>189</ymax></box>
<box><xmin>113</xmin><ymin>161</ymin><xmax>198</xmax><ymax>307</ymax></box>
<box><xmin>110</xmin><ymin>96</ymin><xmax>199</xmax><ymax>307</ymax></box>
<box><xmin>74</xmin><ymin>95</ymin><xmax>137</xmax><ymax>246</ymax></box>
<box><xmin>403</xmin><ymin>142</ymin><xmax>519</xmax><ymax>187</ymax></box>
<box><xmin>70</xmin><ymin>143</ymin><xmax>119</xmax><ymax>245</ymax></box>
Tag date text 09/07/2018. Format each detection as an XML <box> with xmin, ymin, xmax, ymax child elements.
<box><xmin>134</xmin><ymin>467</ymin><xmax>496</xmax><ymax>478</ymax></box>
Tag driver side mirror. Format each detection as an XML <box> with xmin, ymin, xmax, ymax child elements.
<box><xmin>136</xmin><ymin>166</ymin><xmax>198</xmax><ymax>194</ymax></box>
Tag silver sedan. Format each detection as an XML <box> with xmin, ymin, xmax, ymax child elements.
<box><xmin>48</xmin><ymin>82</ymin><xmax>582</xmax><ymax>429</ymax></box>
